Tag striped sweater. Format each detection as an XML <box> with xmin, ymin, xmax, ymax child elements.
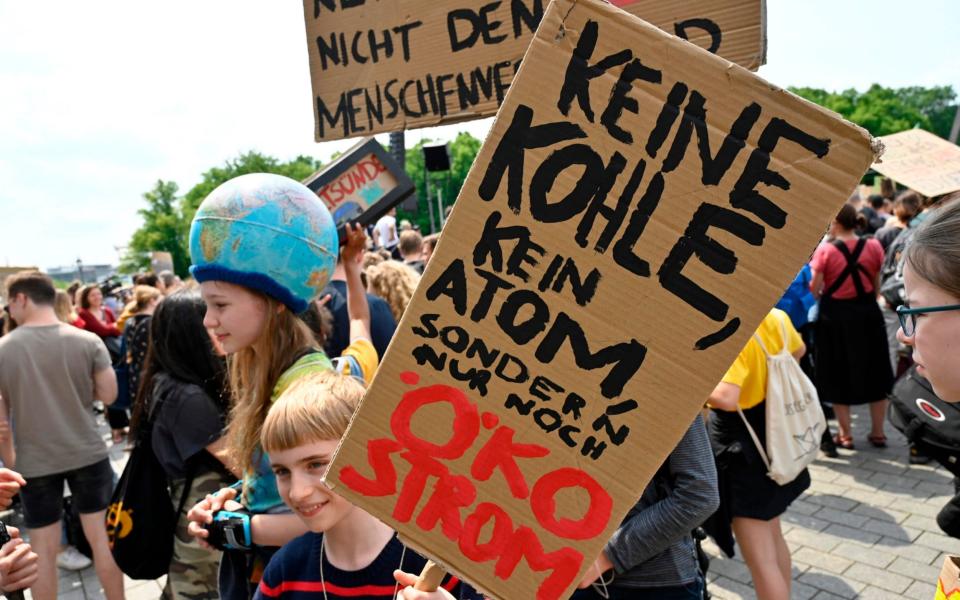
<box><xmin>255</xmin><ymin>533</ymin><xmax>481</xmax><ymax>600</ymax></box>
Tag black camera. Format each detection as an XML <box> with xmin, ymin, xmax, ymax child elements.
<box><xmin>99</xmin><ymin>276</ymin><xmax>123</xmax><ymax>297</ymax></box>
<box><xmin>204</xmin><ymin>509</ymin><xmax>253</xmax><ymax>551</ymax></box>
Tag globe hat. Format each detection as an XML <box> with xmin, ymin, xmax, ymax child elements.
<box><xmin>189</xmin><ymin>173</ymin><xmax>339</xmax><ymax>313</ymax></box>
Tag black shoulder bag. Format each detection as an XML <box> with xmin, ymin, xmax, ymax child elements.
<box><xmin>105</xmin><ymin>395</ymin><xmax>195</xmax><ymax>579</ymax></box>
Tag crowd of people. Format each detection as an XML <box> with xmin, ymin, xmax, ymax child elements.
<box><xmin>0</xmin><ymin>172</ymin><xmax>957</xmax><ymax>600</ymax></box>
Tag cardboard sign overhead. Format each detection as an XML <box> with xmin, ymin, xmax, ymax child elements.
<box><xmin>303</xmin><ymin>0</ymin><xmax>766</xmax><ymax>141</ymax></box>
<box><xmin>872</xmin><ymin>129</ymin><xmax>960</xmax><ymax>198</ymax></box>
<box><xmin>326</xmin><ymin>1</ymin><xmax>876</xmax><ymax>599</ymax></box>
<box><xmin>149</xmin><ymin>251</ymin><xmax>174</xmax><ymax>274</ymax></box>
<box><xmin>302</xmin><ymin>137</ymin><xmax>415</xmax><ymax>243</ymax></box>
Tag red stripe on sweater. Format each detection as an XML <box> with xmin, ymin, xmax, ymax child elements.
<box><xmin>259</xmin><ymin>576</ymin><xmax>461</xmax><ymax>598</ymax></box>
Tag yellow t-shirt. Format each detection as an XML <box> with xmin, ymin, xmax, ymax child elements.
<box><xmin>334</xmin><ymin>338</ymin><xmax>379</xmax><ymax>385</ymax></box>
<box><xmin>720</xmin><ymin>309</ymin><xmax>804</xmax><ymax>410</ymax></box>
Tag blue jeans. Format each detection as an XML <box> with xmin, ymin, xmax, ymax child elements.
<box><xmin>570</xmin><ymin>576</ymin><xmax>704</xmax><ymax>600</ymax></box>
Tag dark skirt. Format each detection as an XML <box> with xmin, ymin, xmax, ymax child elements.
<box><xmin>709</xmin><ymin>404</ymin><xmax>810</xmax><ymax>521</ymax></box>
<box><xmin>814</xmin><ymin>295</ymin><xmax>893</xmax><ymax>405</ymax></box>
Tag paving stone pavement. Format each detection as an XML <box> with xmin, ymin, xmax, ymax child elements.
<box><xmin>11</xmin><ymin>404</ymin><xmax>959</xmax><ymax>598</ymax></box>
<box><xmin>704</xmin><ymin>404</ymin><xmax>958</xmax><ymax>599</ymax></box>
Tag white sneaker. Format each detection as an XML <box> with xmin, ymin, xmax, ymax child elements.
<box><xmin>57</xmin><ymin>546</ymin><xmax>92</xmax><ymax>571</ymax></box>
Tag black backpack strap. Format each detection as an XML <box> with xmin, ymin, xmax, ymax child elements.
<box><xmin>144</xmin><ymin>383</ymin><xmax>195</xmax><ymax>519</ymax></box>
<box><xmin>174</xmin><ymin>450</ymin><xmax>234</xmax><ymax>518</ymax></box>
<box><xmin>823</xmin><ymin>239</ymin><xmax>871</xmax><ymax>300</ymax></box>
<box><xmin>175</xmin><ymin>461</ymin><xmax>197</xmax><ymax>518</ymax></box>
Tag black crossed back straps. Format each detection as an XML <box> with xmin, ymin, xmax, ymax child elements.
<box><xmin>823</xmin><ymin>238</ymin><xmax>872</xmax><ymax>300</ymax></box>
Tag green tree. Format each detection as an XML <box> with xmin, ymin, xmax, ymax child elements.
<box><xmin>120</xmin><ymin>180</ymin><xmax>190</xmax><ymax>276</ymax></box>
<box><xmin>124</xmin><ymin>152</ymin><xmax>326</xmax><ymax>277</ymax></box>
<box><xmin>399</xmin><ymin>132</ymin><xmax>482</xmax><ymax>234</ymax></box>
<box><xmin>181</xmin><ymin>151</ymin><xmax>324</xmax><ymax>223</ymax></box>
<box><xmin>895</xmin><ymin>86</ymin><xmax>958</xmax><ymax>139</ymax></box>
<box><xmin>790</xmin><ymin>84</ymin><xmax>957</xmax><ymax>138</ymax></box>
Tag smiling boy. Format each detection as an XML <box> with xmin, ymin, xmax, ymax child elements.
<box><xmin>254</xmin><ymin>371</ymin><xmax>482</xmax><ymax>600</ymax></box>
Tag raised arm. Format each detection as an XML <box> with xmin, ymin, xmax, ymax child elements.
<box><xmin>342</xmin><ymin>222</ymin><xmax>371</xmax><ymax>344</ymax></box>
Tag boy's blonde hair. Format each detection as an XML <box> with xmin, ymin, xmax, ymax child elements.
<box><xmin>261</xmin><ymin>370</ymin><xmax>365</xmax><ymax>454</ymax></box>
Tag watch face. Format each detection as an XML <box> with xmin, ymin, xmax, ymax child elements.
<box><xmin>224</xmin><ymin>526</ymin><xmax>245</xmax><ymax>549</ymax></box>
<box><xmin>207</xmin><ymin>513</ymin><xmax>251</xmax><ymax>550</ymax></box>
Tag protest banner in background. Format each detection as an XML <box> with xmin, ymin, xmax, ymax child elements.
<box><xmin>872</xmin><ymin>129</ymin><xmax>960</xmax><ymax>197</ymax></box>
<box><xmin>149</xmin><ymin>251</ymin><xmax>174</xmax><ymax>274</ymax></box>
<box><xmin>326</xmin><ymin>0</ymin><xmax>877</xmax><ymax>598</ymax></box>
<box><xmin>303</xmin><ymin>137</ymin><xmax>414</xmax><ymax>243</ymax></box>
<box><xmin>303</xmin><ymin>0</ymin><xmax>766</xmax><ymax>141</ymax></box>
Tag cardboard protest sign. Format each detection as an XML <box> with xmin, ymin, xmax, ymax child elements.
<box><xmin>303</xmin><ymin>137</ymin><xmax>414</xmax><ymax>242</ymax></box>
<box><xmin>872</xmin><ymin>129</ymin><xmax>960</xmax><ymax>198</ymax></box>
<box><xmin>325</xmin><ymin>1</ymin><xmax>876</xmax><ymax>598</ymax></box>
<box><xmin>149</xmin><ymin>251</ymin><xmax>174</xmax><ymax>274</ymax></box>
<box><xmin>303</xmin><ymin>0</ymin><xmax>766</xmax><ymax>141</ymax></box>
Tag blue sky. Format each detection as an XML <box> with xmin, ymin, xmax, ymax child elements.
<box><xmin>1</xmin><ymin>1</ymin><xmax>957</xmax><ymax>270</ymax></box>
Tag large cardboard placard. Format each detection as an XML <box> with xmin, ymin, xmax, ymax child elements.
<box><xmin>303</xmin><ymin>0</ymin><xmax>766</xmax><ymax>141</ymax></box>
<box><xmin>326</xmin><ymin>1</ymin><xmax>876</xmax><ymax>598</ymax></box>
<box><xmin>872</xmin><ymin>129</ymin><xmax>960</xmax><ymax>198</ymax></box>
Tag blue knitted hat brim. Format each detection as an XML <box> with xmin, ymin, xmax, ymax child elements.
<box><xmin>189</xmin><ymin>264</ymin><xmax>309</xmax><ymax>314</ymax></box>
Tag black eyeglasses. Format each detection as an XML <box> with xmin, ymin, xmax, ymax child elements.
<box><xmin>896</xmin><ymin>303</ymin><xmax>960</xmax><ymax>337</ymax></box>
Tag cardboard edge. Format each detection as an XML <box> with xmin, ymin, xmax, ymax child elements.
<box><xmin>322</xmin><ymin>391</ymin><xmax>367</xmax><ymax>494</ymax></box>
<box><xmin>396</xmin><ymin>534</ymin><xmax>499</xmax><ymax>600</ymax></box>
<box><xmin>871</xmin><ymin>137</ymin><xmax>887</xmax><ymax>163</ymax></box>
<box><xmin>576</xmin><ymin>0</ymin><xmax>879</xmax><ymax>164</ymax></box>
<box><xmin>757</xmin><ymin>0</ymin><xmax>768</xmax><ymax>67</ymax></box>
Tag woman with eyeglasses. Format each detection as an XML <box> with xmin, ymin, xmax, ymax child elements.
<box><xmin>897</xmin><ymin>197</ymin><xmax>960</xmax><ymax>402</ymax></box>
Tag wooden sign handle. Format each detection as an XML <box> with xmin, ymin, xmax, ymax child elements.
<box><xmin>413</xmin><ymin>560</ymin><xmax>446</xmax><ymax>592</ymax></box>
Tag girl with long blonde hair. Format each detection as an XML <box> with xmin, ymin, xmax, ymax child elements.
<box><xmin>182</xmin><ymin>174</ymin><xmax>340</xmax><ymax>600</ymax></box>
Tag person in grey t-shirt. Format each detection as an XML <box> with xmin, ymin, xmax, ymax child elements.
<box><xmin>573</xmin><ymin>415</ymin><xmax>719</xmax><ymax>599</ymax></box>
<box><xmin>0</xmin><ymin>271</ymin><xmax>124</xmax><ymax>600</ymax></box>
